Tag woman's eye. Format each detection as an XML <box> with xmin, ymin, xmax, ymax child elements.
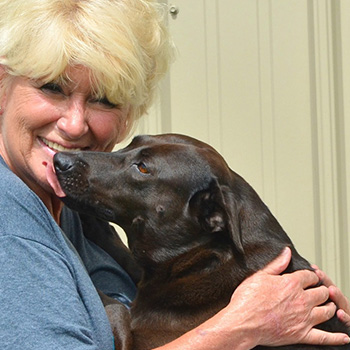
<box><xmin>91</xmin><ymin>96</ymin><xmax>118</xmax><ymax>109</ymax></box>
<box><xmin>137</xmin><ymin>162</ymin><xmax>150</xmax><ymax>174</ymax></box>
<box><xmin>40</xmin><ymin>82</ymin><xmax>63</xmax><ymax>94</ymax></box>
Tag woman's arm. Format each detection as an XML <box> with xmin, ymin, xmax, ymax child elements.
<box><xmin>154</xmin><ymin>248</ymin><xmax>350</xmax><ymax>350</ymax></box>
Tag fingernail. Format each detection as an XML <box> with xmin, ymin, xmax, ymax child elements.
<box><xmin>345</xmin><ymin>336</ymin><xmax>350</xmax><ymax>344</ymax></box>
<box><xmin>281</xmin><ymin>247</ymin><xmax>289</xmax><ymax>255</ymax></box>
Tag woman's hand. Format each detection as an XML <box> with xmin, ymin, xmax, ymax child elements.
<box><xmin>312</xmin><ymin>265</ymin><xmax>350</xmax><ymax>328</ymax></box>
<box><xmin>155</xmin><ymin>248</ymin><xmax>349</xmax><ymax>350</ymax></box>
<box><xmin>228</xmin><ymin>248</ymin><xmax>350</xmax><ymax>348</ymax></box>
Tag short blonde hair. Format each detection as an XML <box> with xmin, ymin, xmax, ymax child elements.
<box><xmin>0</xmin><ymin>0</ymin><xmax>174</xmax><ymax>137</ymax></box>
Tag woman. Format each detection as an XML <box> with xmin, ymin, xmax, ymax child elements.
<box><xmin>0</xmin><ymin>0</ymin><xmax>348</xmax><ymax>349</ymax></box>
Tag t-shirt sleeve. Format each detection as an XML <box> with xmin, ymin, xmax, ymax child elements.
<box><xmin>0</xmin><ymin>163</ymin><xmax>113</xmax><ymax>350</ymax></box>
<box><xmin>60</xmin><ymin>208</ymin><xmax>137</xmax><ymax>307</ymax></box>
<box><xmin>0</xmin><ymin>236</ymin><xmax>102</xmax><ymax>350</ymax></box>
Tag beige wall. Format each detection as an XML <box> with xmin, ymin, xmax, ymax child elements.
<box><xmin>117</xmin><ymin>0</ymin><xmax>350</xmax><ymax>297</ymax></box>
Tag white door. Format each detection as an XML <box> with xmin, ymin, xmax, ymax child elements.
<box><xmin>119</xmin><ymin>0</ymin><xmax>350</xmax><ymax>297</ymax></box>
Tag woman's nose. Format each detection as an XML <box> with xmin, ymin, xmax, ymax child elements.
<box><xmin>56</xmin><ymin>99</ymin><xmax>89</xmax><ymax>139</ymax></box>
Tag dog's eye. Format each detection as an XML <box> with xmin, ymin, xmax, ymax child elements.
<box><xmin>137</xmin><ymin>162</ymin><xmax>149</xmax><ymax>174</ymax></box>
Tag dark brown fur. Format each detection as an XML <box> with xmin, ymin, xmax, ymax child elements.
<box><xmin>53</xmin><ymin>134</ymin><xmax>350</xmax><ymax>350</ymax></box>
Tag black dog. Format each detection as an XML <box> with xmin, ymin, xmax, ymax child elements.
<box><xmin>52</xmin><ymin>133</ymin><xmax>350</xmax><ymax>350</ymax></box>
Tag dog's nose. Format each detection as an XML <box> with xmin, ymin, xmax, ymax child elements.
<box><xmin>53</xmin><ymin>152</ymin><xmax>78</xmax><ymax>173</ymax></box>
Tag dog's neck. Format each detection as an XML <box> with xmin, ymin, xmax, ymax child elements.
<box><xmin>133</xmin><ymin>236</ymin><xmax>242</xmax><ymax>312</ymax></box>
<box><xmin>132</xmin><ymin>230</ymin><xmax>235</xmax><ymax>275</ymax></box>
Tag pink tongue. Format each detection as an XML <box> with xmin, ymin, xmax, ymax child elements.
<box><xmin>45</xmin><ymin>162</ymin><xmax>66</xmax><ymax>198</ymax></box>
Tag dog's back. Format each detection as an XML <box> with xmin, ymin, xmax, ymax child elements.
<box><xmin>129</xmin><ymin>165</ymin><xmax>349</xmax><ymax>349</ymax></box>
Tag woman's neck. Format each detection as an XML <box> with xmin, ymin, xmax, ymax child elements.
<box><xmin>43</xmin><ymin>193</ymin><xmax>64</xmax><ymax>225</ymax></box>
<box><xmin>27</xmin><ymin>182</ymin><xmax>64</xmax><ymax>224</ymax></box>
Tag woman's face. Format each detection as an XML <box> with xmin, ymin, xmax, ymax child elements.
<box><xmin>0</xmin><ymin>65</ymin><xmax>129</xmax><ymax>196</ymax></box>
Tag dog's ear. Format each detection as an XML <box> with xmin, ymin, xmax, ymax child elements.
<box><xmin>189</xmin><ymin>179</ymin><xmax>244</xmax><ymax>254</ymax></box>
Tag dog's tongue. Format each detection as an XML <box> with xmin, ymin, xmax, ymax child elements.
<box><xmin>45</xmin><ymin>162</ymin><xmax>66</xmax><ymax>198</ymax></box>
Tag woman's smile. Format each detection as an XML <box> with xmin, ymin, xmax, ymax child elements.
<box><xmin>39</xmin><ymin>137</ymin><xmax>86</xmax><ymax>153</ymax></box>
<box><xmin>0</xmin><ymin>66</ymin><xmax>128</xmax><ymax>209</ymax></box>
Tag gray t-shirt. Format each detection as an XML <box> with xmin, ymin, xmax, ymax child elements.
<box><xmin>0</xmin><ymin>156</ymin><xmax>136</xmax><ymax>349</ymax></box>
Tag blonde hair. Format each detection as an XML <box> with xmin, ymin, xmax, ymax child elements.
<box><xmin>0</xmin><ymin>0</ymin><xmax>174</xmax><ymax>137</ymax></box>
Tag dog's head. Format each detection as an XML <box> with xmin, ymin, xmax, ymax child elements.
<box><xmin>52</xmin><ymin>134</ymin><xmax>286</xmax><ymax>265</ymax></box>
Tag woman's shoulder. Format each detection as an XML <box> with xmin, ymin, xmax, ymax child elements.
<box><xmin>0</xmin><ymin>156</ymin><xmax>40</xmax><ymax>203</ymax></box>
<box><xmin>0</xmin><ymin>157</ymin><xmax>46</xmax><ymax>208</ymax></box>
<box><xmin>0</xmin><ymin>155</ymin><xmax>25</xmax><ymax>188</ymax></box>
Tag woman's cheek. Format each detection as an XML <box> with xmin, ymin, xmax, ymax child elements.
<box><xmin>91</xmin><ymin>113</ymin><xmax>126</xmax><ymax>151</ymax></box>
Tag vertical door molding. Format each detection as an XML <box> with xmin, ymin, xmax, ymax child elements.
<box><xmin>338</xmin><ymin>0</ymin><xmax>350</xmax><ymax>294</ymax></box>
<box><xmin>256</xmin><ymin>0</ymin><xmax>278</xmax><ymax>213</ymax></box>
<box><xmin>203</xmin><ymin>0</ymin><xmax>223</xmax><ymax>150</ymax></box>
<box><xmin>308</xmin><ymin>0</ymin><xmax>349</xmax><ymax>292</ymax></box>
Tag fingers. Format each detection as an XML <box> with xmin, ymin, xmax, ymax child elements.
<box><xmin>288</xmin><ymin>268</ymin><xmax>320</xmax><ymax>290</ymax></box>
<box><xmin>263</xmin><ymin>249</ymin><xmax>320</xmax><ymax>290</ymax></box>
<box><xmin>304</xmin><ymin>328</ymin><xmax>350</xmax><ymax>346</ymax></box>
<box><xmin>262</xmin><ymin>247</ymin><xmax>292</xmax><ymax>275</ymax></box>
<box><xmin>303</xmin><ymin>280</ymin><xmax>348</xmax><ymax>346</ymax></box>
<box><xmin>309</xmin><ymin>267</ymin><xmax>350</xmax><ymax>328</ymax></box>
<box><xmin>313</xmin><ymin>266</ymin><xmax>334</xmax><ymax>287</ymax></box>
<box><xmin>328</xmin><ymin>285</ymin><xmax>350</xmax><ymax>314</ymax></box>
<box><xmin>305</xmin><ymin>284</ymin><xmax>330</xmax><ymax>308</ymax></box>
<box><xmin>233</xmin><ymin>260</ymin><xmax>349</xmax><ymax>348</ymax></box>
<box><xmin>309</xmin><ymin>300</ymin><xmax>337</xmax><ymax>325</ymax></box>
<box><xmin>337</xmin><ymin>309</ymin><xmax>350</xmax><ymax>328</ymax></box>
<box><xmin>330</xmin><ymin>285</ymin><xmax>350</xmax><ymax>327</ymax></box>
